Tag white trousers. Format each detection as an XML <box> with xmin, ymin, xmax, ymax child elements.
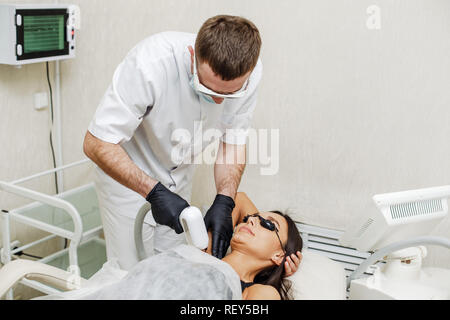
<box><xmin>94</xmin><ymin>166</ymin><xmax>186</xmax><ymax>271</ymax></box>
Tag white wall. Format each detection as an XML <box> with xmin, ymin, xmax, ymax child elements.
<box><xmin>1</xmin><ymin>0</ymin><xmax>449</xmax><ymax>298</ymax></box>
<box><xmin>192</xmin><ymin>0</ymin><xmax>450</xmax><ymax>269</ymax></box>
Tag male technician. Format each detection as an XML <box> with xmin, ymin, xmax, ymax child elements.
<box><xmin>83</xmin><ymin>15</ymin><xmax>300</xmax><ymax>274</ymax></box>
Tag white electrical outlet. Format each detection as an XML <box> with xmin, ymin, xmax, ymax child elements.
<box><xmin>34</xmin><ymin>92</ymin><xmax>48</xmax><ymax>110</ymax></box>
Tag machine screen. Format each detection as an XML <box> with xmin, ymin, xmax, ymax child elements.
<box><xmin>23</xmin><ymin>15</ymin><xmax>65</xmax><ymax>53</ymax></box>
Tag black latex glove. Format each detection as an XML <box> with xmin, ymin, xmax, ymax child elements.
<box><xmin>204</xmin><ymin>194</ymin><xmax>235</xmax><ymax>259</ymax></box>
<box><xmin>146</xmin><ymin>182</ymin><xmax>189</xmax><ymax>234</ymax></box>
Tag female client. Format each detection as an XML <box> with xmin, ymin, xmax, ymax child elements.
<box><xmin>44</xmin><ymin>192</ymin><xmax>303</xmax><ymax>300</ymax></box>
<box><xmin>208</xmin><ymin>192</ymin><xmax>303</xmax><ymax>300</ymax></box>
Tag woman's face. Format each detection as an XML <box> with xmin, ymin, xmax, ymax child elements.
<box><xmin>230</xmin><ymin>211</ymin><xmax>288</xmax><ymax>262</ymax></box>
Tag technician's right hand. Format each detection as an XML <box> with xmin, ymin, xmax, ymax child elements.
<box><xmin>204</xmin><ymin>194</ymin><xmax>235</xmax><ymax>259</ymax></box>
<box><xmin>145</xmin><ymin>182</ymin><xmax>189</xmax><ymax>234</ymax></box>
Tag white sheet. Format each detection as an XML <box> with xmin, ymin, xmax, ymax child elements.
<box><xmin>35</xmin><ymin>244</ymin><xmax>241</xmax><ymax>300</ymax></box>
<box><xmin>34</xmin><ymin>246</ymin><xmax>346</xmax><ymax>300</ymax></box>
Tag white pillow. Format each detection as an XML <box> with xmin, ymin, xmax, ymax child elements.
<box><xmin>287</xmin><ymin>249</ymin><xmax>347</xmax><ymax>300</ymax></box>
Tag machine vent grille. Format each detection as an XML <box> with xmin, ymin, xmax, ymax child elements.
<box><xmin>390</xmin><ymin>199</ymin><xmax>443</xmax><ymax>220</ymax></box>
<box><xmin>356</xmin><ymin>218</ymin><xmax>374</xmax><ymax>238</ymax></box>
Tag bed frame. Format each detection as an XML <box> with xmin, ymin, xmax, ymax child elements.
<box><xmin>0</xmin><ymin>159</ymin><xmax>106</xmax><ymax>299</ymax></box>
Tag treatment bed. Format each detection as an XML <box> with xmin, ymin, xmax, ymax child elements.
<box><xmin>0</xmin><ymin>160</ymin><xmax>359</xmax><ymax>300</ymax></box>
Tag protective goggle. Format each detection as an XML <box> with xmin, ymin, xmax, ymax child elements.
<box><xmin>243</xmin><ymin>213</ymin><xmax>286</xmax><ymax>255</ymax></box>
<box><xmin>192</xmin><ymin>57</ymin><xmax>250</xmax><ymax>99</ymax></box>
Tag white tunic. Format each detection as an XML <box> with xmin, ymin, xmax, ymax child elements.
<box><xmin>88</xmin><ymin>31</ymin><xmax>262</xmax><ymax>219</ymax></box>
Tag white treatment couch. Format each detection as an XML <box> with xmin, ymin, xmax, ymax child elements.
<box><xmin>3</xmin><ymin>211</ymin><xmax>448</xmax><ymax>300</ymax></box>
<box><xmin>0</xmin><ymin>236</ymin><xmax>349</xmax><ymax>300</ymax></box>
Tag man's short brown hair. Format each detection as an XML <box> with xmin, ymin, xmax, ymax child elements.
<box><xmin>195</xmin><ymin>15</ymin><xmax>262</xmax><ymax>81</ymax></box>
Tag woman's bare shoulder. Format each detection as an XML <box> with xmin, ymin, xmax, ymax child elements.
<box><xmin>244</xmin><ymin>284</ymin><xmax>281</xmax><ymax>300</ymax></box>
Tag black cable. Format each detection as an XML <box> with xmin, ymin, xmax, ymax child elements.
<box><xmin>46</xmin><ymin>62</ymin><xmax>59</xmax><ymax>195</ymax></box>
<box><xmin>46</xmin><ymin>63</ymin><xmax>67</xmax><ymax>250</ymax></box>
<box><xmin>20</xmin><ymin>252</ymin><xmax>44</xmax><ymax>260</ymax></box>
<box><xmin>12</xmin><ymin>246</ymin><xmax>44</xmax><ymax>260</ymax></box>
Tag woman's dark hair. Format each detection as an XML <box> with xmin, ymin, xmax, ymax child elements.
<box><xmin>253</xmin><ymin>210</ymin><xmax>303</xmax><ymax>300</ymax></box>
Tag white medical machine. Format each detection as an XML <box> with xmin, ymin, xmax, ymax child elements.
<box><xmin>178</xmin><ymin>207</ymin><xmax>210</xmax><ymax>250</ymax></box>
<box><xmin>340</xmin><ymin>185</ymin><xmax>450</xmax><ymax>299</ymax></box>
<box><xmin>0</xmin><ymin>3</ymin><xmax>79</xmax><ymax>65</ymax></box>
<box><xmin>134</xmin><ymin>203</ymin><xmax>209</xmax><ymax>261</ymax></box>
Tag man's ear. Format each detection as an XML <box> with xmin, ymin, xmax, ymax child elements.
<box><xmin>270</xmin><ymin>251</ymin><xmax>285</xmax><ymax>266</ymax></box>
<box><xmin>188</xmin><ymin>45</ymin><xmax>194</xmax><ymax>74</ymax></box>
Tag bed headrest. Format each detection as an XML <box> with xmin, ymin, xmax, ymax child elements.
<box><xmin>286</xmin><ymin>249</ymin><xmax>347</xmax><ymax>300</ymax></box>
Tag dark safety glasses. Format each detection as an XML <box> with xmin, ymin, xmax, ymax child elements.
<box><xmin>243</xmin><ymin>213</ymin><xmax>286</xmax><ymax>255</ymax></box>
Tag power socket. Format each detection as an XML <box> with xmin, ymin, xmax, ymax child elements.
<box><xmin>34</xmin><ymin>92</ymin><xmax>48</xmax><ymax>111</ymax></box>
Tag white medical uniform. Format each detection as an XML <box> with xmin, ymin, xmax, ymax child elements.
<box><xmin>88</xmin><ymin>31</ymin><xmax>262</xmax><ymax>270</ymax></box>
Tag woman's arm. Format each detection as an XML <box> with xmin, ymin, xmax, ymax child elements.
<box><xmin>205</xmin><ymin>192</ymin><xmax>257</xmax><ymax>255</ymax></box>
<box><xmin>231</xmin><ymin>192</ymin><xmax>258</xmax><ymax>227</ymax></box>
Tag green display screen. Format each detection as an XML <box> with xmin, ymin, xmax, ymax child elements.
<box><xmin>23</xmin><ymin>15</ymin><xmax>65</xmax><ymax>54</ymax></box>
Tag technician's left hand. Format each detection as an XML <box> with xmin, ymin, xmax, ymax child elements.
<box><xmin>284</xmin><ymin>251</ymin><xmax>303</xmax><ymax>277</ymax></box>
<box><xmin>204</xmin><ymin>194</ymin><xmax>235</xmax><ymax>259</ymax></box>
